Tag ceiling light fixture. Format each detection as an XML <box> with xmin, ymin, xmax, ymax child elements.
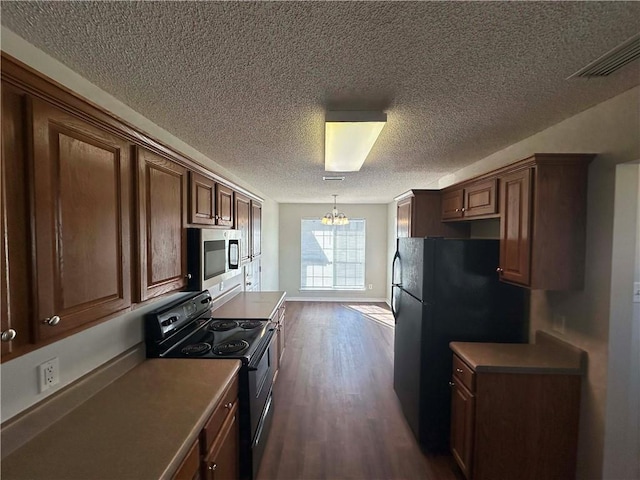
<box><xmin>324</xmin><ymin>111</ymin><xmax>387</xmax><ymax>172</ymax></box>
<box><xmin>321</xmin><ymin>194</ymin><xmax>349</xmax><ymax>226</ymax></box>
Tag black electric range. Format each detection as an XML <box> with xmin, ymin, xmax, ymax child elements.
<box><xmin>144</xmin><ymin>290</ymin><xmax>276</xmax><ymax>480</ymax></box>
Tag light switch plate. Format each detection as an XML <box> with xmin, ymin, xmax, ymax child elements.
<box><xmin>633</xmin><ymin>282</ymin><xmax>640</xmax><ymax>303</ymax></box>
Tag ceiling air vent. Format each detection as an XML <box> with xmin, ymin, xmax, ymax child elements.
<box><xmin>567</xmin><ymin>33</ymin><xmax>640</xmax><ymax>79</ymax></box>
<box><xmin>322</xmin><ymin>176</ymin><xmax>345</xmax><ymax>181</ymax></box>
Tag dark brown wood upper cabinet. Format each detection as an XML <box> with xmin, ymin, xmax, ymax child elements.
<box><xmin>464</xmin><ymin>179</ymin><xmax>497</xmax><ymax>218</ymax></box>
<box><xmin>189</xmin><ymin>171</ymin><xmax>216</xmax><ymax>226</ymax></box>
<box><xmin>234</xmin><ymin>193</ymin><xmax>251</xmax><ymax>263</ymax></box>
<box><xmin>1</xmin><ymin>84</ymin><xmax>32</xmax><ymax>358</ymax></box>
<box><xmin>441</xmin><ymin>188</ymin><xmax>465</xmax><ymax>220</ymax></box>
<box><xmin>136</xmin><ymin>146</ymin><xmax>188</xmax><ymax>301</ymax></box>
<box><xmin>496</xmin><ymin>154</ymin><xmax>593</xmax><ymax>290</ymax></box>
<box><xmin>396</xmin><ymin>190</ymin><xmax>469</xmax><ymax>238</ymax></box>
<box><xmin>216</xmin><ymin>183</ymin><xmax>234</xmax><ymax>227</ymax></box>
<box><xmin>498</xmin><ymin>168</ymin><xmax>532</xmax><ymax>286</ymax></box>
<box><xmin>30</xmin><ymin>98</ymin><xmax>132</xmax><ymax>341</ymax></box>
<box><xmin>442</xmin><ymin>179</ymin><xmax>498</xmax><ymax>221</ymax></box>
<box><xmin>251</xmin><ymin>201</ymin><xmax>262</xmax><ymax>258</ymax></box>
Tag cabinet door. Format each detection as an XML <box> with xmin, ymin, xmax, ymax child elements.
<box><xmin>173</xmin><ymin>439</ymin><xmax>201</xmax><ymax>480</ymax></box>
<box><xmin>441</xmin><ymin>188</ymin><xmax>465</xmax><ymax>220</ymax></box>
<box><xmin>234</xmin><ymin>193</ymin><xmax>251</xmax><ymax>263</ymax></box>
<box><xmin>498</xmin><ymin>169</ymin><xmax>531</xmax><ymax>286</ymax></box>
<box><xmin>464</xmin><ymin>179</ymin><xmax>497</xmax><ymax>218</ymax></box>
<box><xmin>451</xmin><ymin>379</ymin><xmax>475</xmax><ymax>479</ymax></box>
<box><xmin>216</xmin><ymin>184</ymin><xmax>234</xmax><ymax>227</ymax></box>
<box><xmin>251</xmin><ymin>201</ymin><xmax>262</xmax><ymax>258</ymax></box>
<box><xmin>31</xmin><ymin>98</ymin><xmax>132</xmax><ymax>341</ymax></box>
<box><xmin>1</xmin><ymin>85</ymin><xmax>32</xmax><ymax>356</ymax></box>
<box><xmin>396</xmin><ymin>197</ymin><xmax>412</xmax><ymax>238</ymax></box>
<box><xmin>190</xmin><ymin>172</ymin><xmax>216</xmax><ymax>226</ymax></box>
<box><xmin>137</xmin><ymin>147</ymin><xmax>188</xmax><ymax>301</ymax></box>
<box><xmin>203</xmin><ymin>402</ymin><xmax>239</xmax><ymax>480</ymax></box>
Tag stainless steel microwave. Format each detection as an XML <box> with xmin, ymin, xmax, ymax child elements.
<box><xmin>186</xmin><ymin>228</ymin><xmax>241</xmax><ymax>291</ymax></box>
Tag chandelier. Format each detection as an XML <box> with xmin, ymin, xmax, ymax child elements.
<box><xmin>321</xmin><ymin>195</ymin><xmax>349</xmax><ymax>226</ymax></box>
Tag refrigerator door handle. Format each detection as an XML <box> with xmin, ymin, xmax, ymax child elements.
<box><xmin>391</xmin><ymin>286</ymin><xmax>400</xmax><ymax>322</ymax></box>
<box><xmin>392</xmin><ymin>250</ymin><xmax>401</xmax><ymax>287</ymax></box>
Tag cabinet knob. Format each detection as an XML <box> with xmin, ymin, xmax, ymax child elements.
<box><xmin>209</xmin><ymin>463</ymin><xmax>217</xmax><ymax>471</ymax></box>
<box><xmin>456</xmin><ymin>368</ymin><xmax>463</xmax><ymax>373</ymax></box>
<box><xmin>1</xmin><ymin>328</ymin><xmax>17</xmax><ymax>342</ymax></box>
<box><xmin>448</xmin><ymin>381</ymin><xmax>455</xmax><ymax>388</ymax></box>
<box><xmin>496</xmin><ymin>267</ymin><xmax>504</xmax><ymax>273</ymax></box>
<box><xmin>185</xmin><ymin>273</ymin><xmax>192</xmax><ymax>280</ymax></box>
<box><xmin>455</xmin><ymin>208</ymin><xmax>460</xmax><ymax>212</ymax></box>
<box><xmin>43</xmin><ymin>315</ymin><xmax>61</xmax><ymax>326</ymax></box>
<box><xmin>461</xmin><ymin>207</ymin><xmax>466</xmax><ymax>212</ymax></box>
<box><xmin>225</xmin><ymin>402</ymin><xmax>233</xmax><ymax>409</ymax></box>
<box><xmin>246</xmin><ymin>282</ymin><xmax>252</xmax><ymax>286</ymax></box>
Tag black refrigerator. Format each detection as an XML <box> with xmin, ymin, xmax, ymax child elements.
<box><xmin>391</xmin><ymin>237</ymin><xmax>528</xmax><ymax>452</ymax></box>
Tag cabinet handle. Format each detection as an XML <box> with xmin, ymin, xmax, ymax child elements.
<box><xmin>1</xmin><ymin>329</ymin><xmax>17</xmax><ymax>342</ymax></box>
<box><xmin>43</xmin><ymin>315</ymin><xmax>61</xmax><ymax>326</ymax></box>
<box><xmin>449</xmin><ymin>381</ymin><xmax>455</xmax><ymax>387</ymax></box>
<box><xmin>456</xmin><ymin>368</ymin><xmax>463</xmax><ymax>373</ymax></box>
<box><xmin>496</xmin><ymin>267</ymin><xmax>504</xmax><ymax>273</ymax></box>
<box><xmin>209</xmin><ymin>463</ymin><xmax>217</xmax><ymax>471</ymax></box>
<box><xmin>225</xmin><ymin>402</ymin><xmax>233</xmax><ymax>409</ymax></box>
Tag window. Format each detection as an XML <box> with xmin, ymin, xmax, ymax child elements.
<box><xmin>300</xmin><ymin>219</ymin><xmax>366</xmax><ymax>290</ymax></box>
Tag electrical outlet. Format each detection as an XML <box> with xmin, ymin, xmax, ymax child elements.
<box><xmin>38</xmin><ymin>357</ymin><xmax>60</xmax><ymax>393</ymax></box>
<box><xmin>368</xmin><ymin>284</ymin><xmax>373</xmax><ymax>290</ymax></box>
<box><xmin>552</xmin><ymin>315</ymin><xmax>566</xmax><ymax>335</ymax></box>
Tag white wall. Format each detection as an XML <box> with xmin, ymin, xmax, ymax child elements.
<box><xmin>602</xmin><ymin>162</ymin><xmax>640</xmax><ymax>479</ymax></box>
<box><xmin>413</xmin><ymin>86</ymin><xmax>640</xmax><ymax>479</ymax></box>
<box><xmin>260</xmin><ymin>198</ymin><xmax>279</xmax><ymax>291</ymax></box>
<box><xmin>279</xmin><ymin>203</ymin><xmax>388</xmax><ymax>301</ymax></box>
<box><xmin>0</xmin><ymin>29</ymin><xmax>279</xmax><ymax>422</ymax></box>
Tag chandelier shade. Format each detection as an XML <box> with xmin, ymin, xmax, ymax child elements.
<box><xmin>321</xmin><ymin>195</ymin><xmax>349</xmax><ymax>226</ymax></box>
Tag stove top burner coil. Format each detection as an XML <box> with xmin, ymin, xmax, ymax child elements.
<box><xmin>181</xmin><ymin>342</ymin><xmax>212</xmax><ymax>356</ymax></box>
<box><xmin>210</xmin><ymin>320</ymin><xmax>239</xmax><ymax>331</ymax></box>
<box><xmin>239</xmin><ymin>320</ymin><xmax>263</xmax><ymax>330</ymax></box>
<box><xmin>213</xmin><ymin>339</ymin><xmax>250</xmax><ymax>355</ymax></box>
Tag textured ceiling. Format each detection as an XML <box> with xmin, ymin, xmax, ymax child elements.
<box><xmin>2</xmin><ymin>1</ymin><xmax>639</xmax><ymax>203</ymax></box>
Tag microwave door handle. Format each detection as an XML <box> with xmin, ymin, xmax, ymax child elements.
<box><xmin>229</xmin><ymin>240</ymin><xmax>239</xmax><ymax>269</ymax></box>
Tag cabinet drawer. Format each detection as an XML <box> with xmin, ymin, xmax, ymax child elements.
<box><xmin>453</xmin><ymin>355</ymin><xmax>475</xmax><ymax>392</ymax></box>
<box><xmin>201</xmin><ymin>377</ymin><xmax>238</xmax><ymax>452</ymax></box>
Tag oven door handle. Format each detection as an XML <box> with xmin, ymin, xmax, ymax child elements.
<box><xmin>248</xmin><ymin>328</ymin><xmax>276</xmax><ymax>371</ymax></box>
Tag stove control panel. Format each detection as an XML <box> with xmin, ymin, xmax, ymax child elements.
<box><xmin>147</xmin><ymin>290</ymin><xmax>213</xmax><ymax>340</ymax></box>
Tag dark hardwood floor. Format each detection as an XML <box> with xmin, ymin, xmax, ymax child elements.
<box><xmin>257</xmin><ymin>301</ymin><xmax>463</xmax><ymax>480</ymax></box>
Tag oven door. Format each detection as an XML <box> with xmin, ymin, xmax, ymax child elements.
<box><xmin>247</xmin><ymin>328</ymin><xmax>276</xmax><ymax>440</ymax></box>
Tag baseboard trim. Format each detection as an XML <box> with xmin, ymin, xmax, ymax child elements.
<box><xmin>287</xmin><ymin>297</ymin><xmax>388</xmax><ymax>303</ymax></box>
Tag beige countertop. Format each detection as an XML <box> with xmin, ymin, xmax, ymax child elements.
<box><xmin>450</xmin><ymin>331</ymin><xmax>586</xmax><ymax>375</ymax></box>
<box><xmin>211</xmin><ymin>291</ymin><xmax>286</xmax><ymax>320</ymax></box>
<box><xmin>1</xmin><ymin>359</ymin><xmax>240</xmax><ymax>480</ymax></box>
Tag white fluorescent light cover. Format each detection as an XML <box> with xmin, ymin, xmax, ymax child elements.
<box><xmin>325</xmin><ymin>111</ymin><xmax>387</xmax><ymax>172</ymax></box>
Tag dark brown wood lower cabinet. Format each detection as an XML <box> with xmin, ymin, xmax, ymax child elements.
<box><xmin>203</xmin><ymin>402</ymin><xmax>239</xmax><ymax>480</ymax></box>
<box><xmin>450</xmin><ymin>380</ymin><xmax>474</xmax><ymax>479</ymax></box>
<box><xmin>174</xmin><ymin>439</ymin><xmax>202</xmax><ymax>480</ymax></box>
<box><xmin>450</xmin><ymin>353</ymin><xmax>581</xmax><ymax>480</ymax></box>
